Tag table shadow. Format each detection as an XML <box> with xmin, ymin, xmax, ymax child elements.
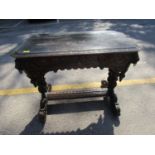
<box><xmin>20</xmin><ymin>99</ymin><xmax>120</xmax><ymax>135</ymax></box>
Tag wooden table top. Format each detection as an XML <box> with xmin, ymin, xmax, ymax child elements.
<box><xmin>12</xmin><ymin>31</ymin><xmax>138</xmax><ymax>58</ymax></box>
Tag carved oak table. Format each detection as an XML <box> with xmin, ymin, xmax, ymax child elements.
<box><xmin>12</xmin><ymin>31</ymin><xmax>139</xmax><ymax>123</ymax></box>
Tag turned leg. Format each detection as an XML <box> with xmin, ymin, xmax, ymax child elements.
<box><xmin>106</xmin><ymin>69</ymin><xmax>120</xmax><ymax>116</ymax></box>
<box><xmin>26</xmin><ymin>70</ymin><xmax>50</xmax><ymax>123</ymax></box>
<box><xmin>37</xmin><ymin>76</ymin><xmax>48</xmax><ymax>123</ymax></box>
<box><xmin>24</xmin><ymin>71</ymin><xmax>48</xmax><ymax>123</ymax></box>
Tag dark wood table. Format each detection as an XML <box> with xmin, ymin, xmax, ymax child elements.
<box><xmin>12</xmin><ymin>31</ymin><xmax>139</xmax><ymax>123</ymax></box>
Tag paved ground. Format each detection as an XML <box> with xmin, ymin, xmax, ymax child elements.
<box><xmin>0</xmin><ymin>19</ymin><xmax>155</xmax><ymax>134</ymax></box>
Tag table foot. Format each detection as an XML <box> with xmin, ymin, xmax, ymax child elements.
<box><xmin>38</xmin><ymin>109</ymin><xmax>47</xmax><ymax>123</ymax></box>
<box><xmin>111</xmin><ymin>102</ymin><xmax>121</xmax><ymax>116</ymax></box>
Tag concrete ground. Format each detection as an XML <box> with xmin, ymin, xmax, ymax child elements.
<box><xmin>0</xmin><ymin>19</ymin><xmax>155</xmax><ymax>135</ymax></box>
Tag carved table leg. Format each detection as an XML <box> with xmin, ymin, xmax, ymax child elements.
<box><xmin>106</xmin><ymin>69</ymin><xmax>120</xmax><ymax>116</ymax></box>
<box><xmin>24</xmin><ymin>68</ymin><xmax>50</xmax><ymax>123</ymax></box>
<box><xmin>37</xmin><ymin>76</ymin><xmax>48</xmax><ymax>123</ymax></box>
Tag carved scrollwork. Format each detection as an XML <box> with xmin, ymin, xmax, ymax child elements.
<box><xmin>15</xmin><ymin>52</ymin><xmax>139</xmax><ymax>89</ymax></box>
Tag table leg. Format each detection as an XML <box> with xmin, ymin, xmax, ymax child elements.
<box><xmin>106</xmin><ymin>69</ymin><xmax>120</xmax><ymax>116</ymax></box>
<box><xmin>25</xmin><ymin>70</ymin><xmax>50</xmax><ymax>123</ymax></box>
<box><xmin>37</xmin><ymin>76</ymin><xmax>48</xmax><ymax>123</ymax></box>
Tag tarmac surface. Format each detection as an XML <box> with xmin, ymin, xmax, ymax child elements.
<box><xmin>0</xmin><ymin>19</ymin><xmax>155</xmax><ymax>134</ymax></box>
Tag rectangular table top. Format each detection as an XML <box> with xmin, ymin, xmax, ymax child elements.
<box><xmin>12</xmin><ymin>31</ymin><xmax>138</xmax><ymax>58</ymax></box>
